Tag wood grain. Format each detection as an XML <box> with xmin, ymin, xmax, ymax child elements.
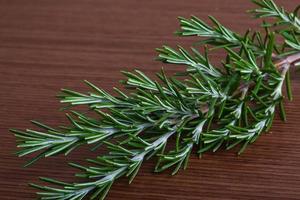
<box><xmin>0</xmin><ymin>0</ymin><xmax>300</xmax><ymax>199</ymax></box>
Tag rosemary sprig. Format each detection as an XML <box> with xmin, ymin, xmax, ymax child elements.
<box><xmin>11</xmin><ymin>0</ymin><xmax>300</xmax><ymax>199</ymax></box>
<box><xmin>251</xmin><ymin>0</ymin><xmax>300</xmax><ymax>30</ymax></box>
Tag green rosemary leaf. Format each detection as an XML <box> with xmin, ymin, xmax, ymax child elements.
<box><xmin>285</xmin><ymin>69</ymin><xmax>293</xmax><ymax>101</ymax></box>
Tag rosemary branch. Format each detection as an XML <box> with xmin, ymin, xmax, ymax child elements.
<box><xmin>11</xmin><ymin>0</ymin><xmax>300</xmax><ymax>199</ymax></box>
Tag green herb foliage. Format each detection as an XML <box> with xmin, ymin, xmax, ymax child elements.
<box><xmin>11</xmin><ymin>0</ymin><xmax>300</xmax><ymax>199</ymax></box>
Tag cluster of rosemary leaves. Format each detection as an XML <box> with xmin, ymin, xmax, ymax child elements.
<box><xmin>11</xmin><ymin>0</ymin><xmax>300</xmax><ymax>199</ymax></box>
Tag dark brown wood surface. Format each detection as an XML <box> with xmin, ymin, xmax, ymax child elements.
<box><xmin>0</xmin><ymin>0</ymin><xmax>300</xmax><ymax>199</ymax></box>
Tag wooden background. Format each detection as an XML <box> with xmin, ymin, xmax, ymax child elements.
<box><xmin>0</xmin><ymin>0</ymin><xmax>299</xmax><ymax>199</ymax></box>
